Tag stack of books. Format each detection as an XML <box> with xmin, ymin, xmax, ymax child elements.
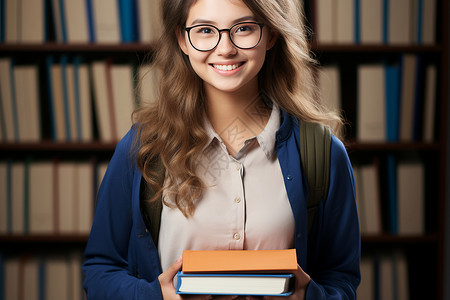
<box><xmin>176</xmin><ymin>249</ymin><xmax>297</xmax><ymax>297</ymax></box>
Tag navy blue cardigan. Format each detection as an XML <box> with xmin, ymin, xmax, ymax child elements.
<box><xmin>82</xmin><ymin>111</ymin><xmax>361</xmax><ymax>299</ymax></box>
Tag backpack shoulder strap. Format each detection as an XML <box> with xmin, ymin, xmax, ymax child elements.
<box><xmin>140</xmin><ymin>157</ymin><xmax>165</xmax><ymax>247</ymax></box>
<box><xmin>298</xmin><ymin>119</ymin><xmax>332</xmax><ymax>235</ymax></box>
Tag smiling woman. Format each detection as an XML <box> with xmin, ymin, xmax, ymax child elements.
<box><xmin>82</xmin><ymin>1</ymin><xmax>360</xmax><ymax>299</ymax></box>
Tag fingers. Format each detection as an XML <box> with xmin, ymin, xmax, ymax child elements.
<box><xmin>159</xmin><ymin>255</ymin><xmax>183</xmax><ymax>284</ymax></box>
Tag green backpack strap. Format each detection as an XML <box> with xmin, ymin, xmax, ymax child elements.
<box><xmin>298</xmin><ymin>119</ymin><xmax>332</xmax><ymax>235</ymax></box>
<box><xmin>140</xmin><ymin>157</ymin><xmax>165</xmax><ymax>247</ymax></box>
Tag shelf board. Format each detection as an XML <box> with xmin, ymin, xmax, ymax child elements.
<box><xmin>0</xmin><ymin>141</ymin><xmax>117</xmax><ymax>152</ymax></box>
<box><xmin>311</xmin><ymin>44</ymin><xmax>443</xmax><ymax>53</ymax></box>
<box><xmin>361</xmin><ymin>234</ymin><xmax>439</xmax><ymax>244</ymax></box>
<box><xmin>345</xmin><ymin>141</ymin><xmax>440</xmax><ymax>151</ymax></box>
<box><xmin>0</xmin><ymin>43</ymin><xmax>154</xmax><ymax>53</ymax></box>
<box><xmin>0</xmin><ymin>234</ymin><xmax>89</xmax><ymax>243</ymax></box>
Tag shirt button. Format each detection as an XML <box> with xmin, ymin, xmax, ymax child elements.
<box><xmin>235</xmin><ymin>163</ymin><xmax>241</xmax><ymax>171</ymax></box>
<box><xmin>233</xmin><ymin>233</ymin><xmax>241</xmax><ymax>240</ymax></box>
<box><xmin>234</xmin><ymin>197</ymin><xmax>241</xmax><ymax>203</ymax></box>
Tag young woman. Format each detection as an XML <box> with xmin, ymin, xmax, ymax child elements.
<box><xmin>82</xmin><ymin>0</ymin><xmax>361</xmax><ymax>299</ymax></box>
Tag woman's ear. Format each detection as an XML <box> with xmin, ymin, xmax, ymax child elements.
<box><xmin>266</xmin><ymin>29</ymin><xmax>279</xmax><ymax>51</ymax></box>
<box><xmin>176</xmin><ymin>27</ymin><xmax>189</xmax><ymax>55</ymax></box>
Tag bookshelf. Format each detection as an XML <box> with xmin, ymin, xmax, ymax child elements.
<box><xmin>308</xmin><ymin>0</ymin><xmax>447</xmax><ymax>299</ymax></box>
<box><xmin>0</xmin><ymin>0</ymin><xmax>447</xmax><ymax>299</ymax></box>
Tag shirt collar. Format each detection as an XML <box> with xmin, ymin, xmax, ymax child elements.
<box><xmin>202</xmin><ymin>102</ymin><xmax>280</xmax><ymax>159</ymax></box>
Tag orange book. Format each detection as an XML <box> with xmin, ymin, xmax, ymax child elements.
<box><xmin>182</xmin><ymin>249</ymin><xmax>297</xmax><ymax>274</ymax></box>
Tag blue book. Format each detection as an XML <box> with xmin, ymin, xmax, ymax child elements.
<box><xmin>385</xmin><ymin>63</ymin><xmax>400</xmax><ymax>142</ymax></box>
<box><xmin>85</xmin><ymin>0</ymin><xmax>95</xmax><ymax>42</ymax></box>
<box><xmin>386</xmin><ymin>155</ymin><xmax>397</xmax><ymax>234</ymax></box>
<box><xmin>118</xmin><ymin>0</ymin><xmax>138</xmax><ymax>42</ymax></box>
<box><xmin>382</xmin><ymin>0</ymin><xmax>389</xmax><ymax>43</ymax></box>
<box><xmin>0</xmin><ymin>0</ymin><xmax>4</xmax><ymax>42</ymax></box>
<box><xmin>58</xmin><ymin>0</ymin><xmax>67</xmax><ymax>43</ymax></box>
<box><xmin>60</xmin><ymin>55</ymin><xmax>71</xmax><ymax>141</ymax></box>
<box><xmin>176</xmin><ymin>271</ymin><xmax>294</xmax><ymax>296</ymax></box>
<box><xmin>73</xmin><ymin>56</ymin><xmax>83</xmax><ymax>141</ymax></box>
<box><xmin>354</xmin><ymin>0</ymin><xmax>360</xmax><ymax>43</ymax></box>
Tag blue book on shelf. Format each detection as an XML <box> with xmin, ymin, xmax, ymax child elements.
<box><xmin>60</xmin><ymin>55</ymin><xmax>71</xmax><ymax>141</ymax></box>
<box><xmin>118</xmin><ymin>0</ymin><xmax>138</xmax><ymax>42</ymax></box>
<box><xmin>85</xmin><ymin>0</ymin><xmax>96</xmax><ymax>42</ymax></box>
<box><xmin>0</xmin><ymin>0</ymin><xmax>4</xmax><ymax>42</ymax></box>
<box><xmin>382</xmin><ymin>0</ymin><xmax>389</xmax><ymax>43</ymax></box>
<box><xmin>385</xmin><ymin>63</ymin><xmax>400</xmax><ymax>142</ymax></box>
<box><xmin>416</xmin><ymin>0</ymin><xmax>423</xmax><ymax>43</ymax></box>
<box><xmin>176</xmin><ymin>271</ymin><xmax>294</xmax><ymax>297</ymax></box>
<box><xmin>58</xmin><ymin>0</ymin><xmax>67</xmax><ymax>43</ymax></box>
<box><xmin>354</xmin><ymin>0</ymin><xmax>360</xmax><ymax>43</ymax></box>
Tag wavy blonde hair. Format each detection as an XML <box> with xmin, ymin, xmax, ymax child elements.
<box><xmin>133</xmin><ymin>0</ymin><xmax>343</xmax><ymax>217</ymax></box>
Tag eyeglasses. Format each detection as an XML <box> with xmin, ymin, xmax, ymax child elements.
<box><xmin>184</xmin><ymin>22</ymin><xmax>265</xmax><ymax>52</ymax></box>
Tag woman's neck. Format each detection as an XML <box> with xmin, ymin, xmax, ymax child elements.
<box><xmin>204</xmin><ymin>84</ymin><xmax>271</xmax><ymax>156</ymax></box>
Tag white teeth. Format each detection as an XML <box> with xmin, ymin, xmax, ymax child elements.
<box><xmin>213</xmin><ymin>63</ymin><xmax>241</xmax><ymax>71</ymax></box>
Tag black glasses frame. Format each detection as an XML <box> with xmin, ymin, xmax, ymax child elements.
<box><xmin>184</xmin><ymin>22</ymin><xmax>265</xmax><ymax>52</ymax></box>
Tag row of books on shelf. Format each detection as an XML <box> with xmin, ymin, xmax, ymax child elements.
<box><xmin>0</xmin><ymin>250</ymin><xmax>84</xmax><ymax>300</ymax></box>
<box><xmin>1</xmin><ymin>0</ymin><xmax>161</xmax><ymax>44</ymax></box>
<box><xmin>357</xmin><ymin>251</ymin><xmax>409</xmax><ymax>300</ymax></box>
<box><xmin>0</xmin><ymin>159</ymin><xmax>109</xmax><ymax>236</ymax></box>
<box><xmin>318</xmin><ymin>54</ymin><xmax>437</xmax><ymax>143</ymax></box>
<box><xmin>353</xmin><ymin>158</ymin><xmax>425</xmax><ymax>236</ymax></box>
<box><xmin>0</xmin><ymin>56</ymin><xmax>158</xmax><ymax>143</ymax></box>
<box><xmin>315</xmin><ymin>0</ymin><xmax>436</xmax><ymax>45</ymax></box>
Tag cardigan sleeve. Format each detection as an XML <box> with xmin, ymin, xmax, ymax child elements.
<box><xmin>305</xmin><ymin>135</ymin><xmax>361</xmax><ymax>299</ymax></box>
<box><xmin>82</xmin><ymin>129</ymin><xmax>163</xmax><ymax>300</ymax></box>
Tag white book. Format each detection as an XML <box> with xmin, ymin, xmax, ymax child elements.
<box><xmin>11</xmin><ymin>162</ymin><xmax>25</xmax><ymax>234</ymax></box>
<box><xmin>0</xmin><ymin>58</ymin><xmax>16</xmax><ymax>142</ymax></box>
<box><xmin>4</xmin><ymin>256</ymin><xmax>20</xmax><ymax>300</ymax></box>
<box><xmin>315</xmin><ymin>0</ymin><xmax>334</xmax><ymax>44</ymax></box>
<box><xmin>63</xmin><ymin>0</ymin><xmax>90</xmax><ymax>43</ymax></box>
<box><xmin>50</xmin><ymin>64</ymin><xmax>67</xmax><ymax>141</ymax></box>
<box><xmin>29</xmin><ymin>162</ymin><xmax>55</xmax><ymax>234</ymax></box>
<box><xmin>394</xmin><ymin>251</ymin><xmax>409</xmax><ymax>300</ymax></box>
<box><xmin>360</xmin><ymin>0</ymin><xmax>383</xmax><ymax>44</ymax></box>
<box><xmin>77</xmin><ymin>64</ymin><xmax>94</xmax><ymax>142</ymax></box>
<box><xmin>0</xmin><ymin>162</ymin><xmax>7</xmax><ymax>234</ymax></box>
<box><xmin>77</xmin><ymin>162</ymin><xmax>94</xmax><ymax>234</ymax></box>
<box><xmin>13</xmin><ymin>65</ymin><xmax>41</xmax><ymax>142</ymax></box>
<box><xmin>110</xmin><ymin>64</ymin><xmax>135</xmax><ymax>140</ymax></box>
<box><xmin>137</xmin><ymin>64</ymin><xmax>159</xmax><ymax>107</ymax></box>
<box><xmin>91</xmin><ymin>0</ymin><xmax>121</xmax><ymax>43</ymax></box>
<box><xmin>44</xmin><ymin>256</ymin><xmax>70</xmax><ymax>300</ymax></box>
<box><xmin>23</xmin><ymin>257</ymin><xmax>40</xmax><ymax>300</ymax></box>
<box><xmin>352</xmin><ymin>166</ymin><xmax>365</xmax><ymax>232</ymax></box>
<box><xmin>20</xmin><ymin>0</ymin><xmax>45</xmax><ymax>43</ymax></box>
<box><xmin>357</xmin><ymin>257</ymin><xmax>374</xmax><ymax>300</ymax></box>
<box><xmin>422</xmin><ymin>0</ymin><xmax>436</xmax><ymax>44</ymax></box>
<box><xmin>388</xmin><ymin>0</ymin><xmax>413</xmax><ymax>44</ymax></box>
<box><xmin>399</xmin><ymin>55</ymin><xmax>417</xmax><ymax>142</ymax></box>
<box><xmin>137</xmin><ymin>0</ymin><xmax>162</xmax><ymax>43</ymax></box>
<box><xmin>379</xmin><ymin>255</ymin><xmax>394</xmax><ymax>300</ymax></box>
<box><xmin>5</xmin><ymin>0</ymin><xmax>19</xmax><ymax>43</ymax></box>
<box><xmin>91</xmin><ymin>61</ymin><xmax>113</xmax><ymax>142</ymax></box>
<box><xmin>66</xmin><ymin>65</ymin><xmax>78</xmax><ymax>142</ymax></box>
<box><xmin>58</xmin><ymin>162</ymin><xmax>77</xmax><ymax>233</ymax></box>
<box><xmin>69</xmin><ymin>251</ymin><xmax>83</xmax><ymax>299</ymax></box>
<box><xmin>423</xmin><ymin>65</ymin><xmax>437</xmax><ymax>142</ymax></box>
<box><xmin>357</xmin><ymin>65</ymin><xmax>386</xmax><ymax>142</ymax></box>
<box><xmin>318</xmin><ymin>65</ymin><xmax>341</xmax><ymax>112</ymax></box>
<box><xmin>359</xmin><ymin>164</ymin><xmax>382</xmax><ymax>234</ymax></box>
<box><xmin>336</xmin><ymin>0</ymin><xmax>354</xmax><ymax>43</ymax></box>
<box><xmin>397</xmin><ymin>162</ymin><xmax>424</xmax><ymax>235</ymax></box>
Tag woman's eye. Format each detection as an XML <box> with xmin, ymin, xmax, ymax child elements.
<box><xmin>196</xmin><ymin>27</ymin><xmax>215</xmax><ymax>34</ymax></box>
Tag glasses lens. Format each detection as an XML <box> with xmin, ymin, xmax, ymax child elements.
<box><xmin>230</xmin><ymin>23</ymin><xmax>262</xmax><ymax>49</ymax></box>
<box><xmin>188</xmin><ymin>25</ymin><xmax>219</xmax><ymax>51</ymax></box>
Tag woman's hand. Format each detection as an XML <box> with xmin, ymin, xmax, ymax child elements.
<box><xmin>245</xmin><ymin>264</ymin><xmax>311</xmax><ymax>300</ymax></box>
<box><xmin>158</xmin><ymin>256</ymin><xmax>241</xmax><ymax>300</ymax></box>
